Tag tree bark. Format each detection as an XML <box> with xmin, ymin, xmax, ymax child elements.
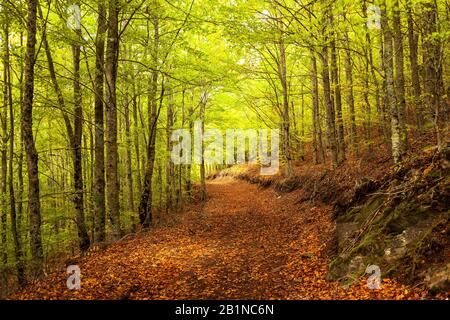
<box><xmin>330</xmin><ymin>31</ymin><xmax>345</xmax><ymax>163</ymax></box>
<box><xmin>422</xmin><ymin>0</ymin><xmax>447</xmax><ymax>150</ymax></box>
<box><xmin>72</xmin><ymin>18</ymin><xmax>90</xmax><ymax>251</ymax></box>
<box><xmin>93</xmin><ymin>0</ymin><xmax>107</xmax><ymax>243</ymax></box>
<box><xmin>185</xmin><ymin>91</ymin><xmax>194</xmax><ymax>195</ymax></box>
<box><xmin>362</xmin><ymin>0</ymin><xmax>372</xmax><ymax>149</ymax></box>
<box><xmin>22</xmin><ymin>0</ymin><xmax>44</xmax><ymax>277</ymax></box>
<box><xmin>383</xmin><ymin>2</ymin><xmax>402</xmax><ymax>163</ymax></box>
<box><xmin>406</xmin><ymin>1</ymin><xmax>423</xmax><ymax>131</ymax></box>
<box><xmin>320</xmin><ymin>43</ymin><xmax>338</xmax><ymax>168</ymax></box>
<box><xmin>310</xmin><ymin>48</ymin><xmax>324</xmax><ymax>164</ymax></box>
<box><xmin>393</xmin><ymin>0</ymin><xmax>408</xmax><ymax>153</ymax></box>
<box><xmin>138</xmin><ymin>9</ymin><xmax>161</xmax><ymax>227</ymax></box>
<box><xmin>344</xmin><ymin>30</ymin><xmax>358</xmax><ymax>156</ymax></box>
<box><xmin>278</xmin><ymin>33</ymin><xmax>293</xmax><ymax>176</ymax></box>
<box><xmin>165</xmin><ymin>88</ymin><xmax>174</xmax><ymax>214</ymax></box>
<box><xmin>199</xmin><ymin>93</ymin><xmax>207</xmax><ymax>201</ymax></box>
<box><xmin>124</xmin><ymin>86</ymin><xmax>135</xmax><ymax>213</ymax></box>
<box><xmin>4</xmin><ymin>21</ymin><xmax>25</xmax><ymax>286</ymax></box>
<box><xmin>105</xmin><ymin>0</ymin><xmax>122</xmax><ymax>239</ymax></box>
<box><xmin>17</xmin><ymin>32</ymin><xmax>25</xmax><ymax>245</ymax></box>
<box><xmin>1</xmin><ymin>22</ymin><xmax>9</xmax><ymax>292</ymax></box>
<box><xmin>132</xmin><ymin>76</ymin><xmax>142</xmax><ymax>195</ymax></box>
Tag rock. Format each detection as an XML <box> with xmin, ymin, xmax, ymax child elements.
<box><xmin>336</xmin><ymin>222</ymin><xmax>358</xmax><ymax>251</ymax></box>
<box><xmin>327</xmin><ymin>149</ymin><xmax>449</xmax><ymax>290</ymax></box>
<box><xmin>348</xmin><ymin>255</ymin><xmax>365</xmax><ymax>275</ymax></box>
<box><xmin>424</xmin><ymin>262</ymin><xmax>450</xmax><ymax>294</ymax></box>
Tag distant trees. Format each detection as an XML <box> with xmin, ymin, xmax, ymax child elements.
<box><xmin>261</xmin><ymin>0</ymin><xmax>448</xmax><ymax>166</ymax></box>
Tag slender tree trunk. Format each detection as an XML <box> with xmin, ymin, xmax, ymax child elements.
<box><xmin>93</xmin><ymin>0</ymin><xmax>107</xmax><ymax>243</ymax></box>
<box><xmin>4</xmin><ymin>22</ymin><xmax>25</xmax><ymax>286</ymax></box>
<box><xmin>132</xmin><ymin>78</ymin><xmax>142</xmax><ymax>195</ymax></box>
<box><xmin>344</xmin><ymin>31</ymin><xmax>358</xmax><ymax>156</ymax></box>
<box><xmin>72</xmin><ymin>21</ymin><xmax>90</xmax><ymax>251</ymax></box>
<box><xmin>199</xmin><ymin>93</ymin><xmax>207</xmax><ymax>201</ymax></box>
<box><xmin>380</xmin><ymin>29</ymin><xmax>390</xmax><ymax>139</ymax></box>
<box><xmin>178</xmin><ymin>89</ymin><xmax>186</xmax><ymax>210</ymax></box>
<box><xmin>157</xmin><ymin>163</ymin><xmax>163</xmax><ymax>214</ymax></box>
<box><xmin>320</xmin><ymin>43</ymin><xmax>338</xmax><ymax>168</ymax></box>
<box><xmin>300</xmin><ymin>86</ymin><xmax>305</xmax><ymax>161</ymax></box>
<box><xmin>139</xmin><ymin>11</ymin><xmax>160</xmax><ymax>227</ymax></box>
<box><xmin>165</xmin><ymin>88</ymin><xmax>174</xmax><ymax>214</ymax></box>
<box><xmin>383</xmin><ymin>2</ymin><xmax>402</xmax><ymax>163</ymax></box>
<box><xmin>422</xmin><ymin>0</ymin><xmax>446</xmax><ymax>150</ymax></box>
<box><xmin>138</xmin><ymin>82</ymin><xmax>160</xmax><ymax>227</ymax></box>
<box><xmin>362</xmin><ymin>0</ymin><xmax>383</xmax><ymax>140</ymax></box>
<box><xmin>87</xmin><ymin>126</ymin><xmax>95</xmax><ymax>241</ymax></box>
<box><xmin>1</xmin><ymin>25</ymin><xmax>9</xmax><ymax>292</ymax></box>
<box><xmin>361</xmin><ymin>0</ymin><xmax>373</xmax><ymax>150</ymax></box>
<box><xmin>124</xmin><ymin>84</ymin><xmax>135</xmax><ymax>212</ymax></box>
<box><xmin>17</xmin><ymin>32</ymin><xmax>24</xmax><ymax>242</ymax></box>
<box><xmin>330</xmin><ymin>31</ymin><xmax>345</xmax><ymax>163</ymax></box>
<box><xmin>22</xmin><ymin>0</ymin><xmax>44</xmax><ymax>277</ymax></box>
<box><xmin>185</xmin><ymin>91</ymin><xmax>194</xmax><ymax>196</ymax></box>
<box><xmin>406</xmin><ymin>1</ymin><xmax>423</xmax><ymax>131</ymax></box>
<box><xmin>278</xmin><ymin>35</ymin><xmax>293</xmax><ymax>176</ymax></box>
<box><xmin>310</xmin><ymin>48</ymin><xmax>323</xmax><ymax>164</ymax></box>
<box><xmin>393</xmin><ymin>0</ymin><xmax>408</xmax><ymax>153</ymax></box>
<box><xmin>105</xmin><ymin>0</ymin><xmax>122</xmax><ymax>239</ymax></box>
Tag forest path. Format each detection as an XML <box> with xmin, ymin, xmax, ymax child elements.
<box><xmin>14</xmin><ymin>178</ymin><xmax>424</xmax><ymax>299</ymax></box>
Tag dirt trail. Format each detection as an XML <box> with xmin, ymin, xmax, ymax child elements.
<box><xmin>13</xmin><ymin>178</ymin><xmax>425</xmax><ymax>300</ymax></box>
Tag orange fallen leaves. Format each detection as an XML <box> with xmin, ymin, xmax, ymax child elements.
<box><xmin>10</xmin><ymin>179</ymin><xmax>429</xmax><ymax>300</ymax></box>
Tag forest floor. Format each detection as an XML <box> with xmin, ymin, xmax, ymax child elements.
<box><xmin>12</xmin><ymin>177</ymin><xmax>427</xmax><ymax>300</ymax></box>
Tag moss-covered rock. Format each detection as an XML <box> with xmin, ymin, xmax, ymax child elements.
<box><xmin>328</xmin><ymin>149</ymin><xmax>450</xmax><ymax>294</ymax></box>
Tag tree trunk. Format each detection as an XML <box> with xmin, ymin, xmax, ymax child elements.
<box><xmin>1</xmin><ymin>24</ymin><xmax>9</xmax><ymax>292</ymax></box>
<box><xmin>422</xmin><ymin>0</ymin><xmax>446</xmax><ymax>150</ymax></box>
<box><xmin>310</xmin><ymin>48</ymin><xmax>324</xmax><ymax>164</ymax></box>
<box><xmin>93</xmin><ymin>0</ymin><xmax>107</xmax><ymax>243</ymax></box>
<box><xmin>406</xmin><ymin>1</ymin><xmax>423</xmax><ymax>131</ymax></box>
<box><xmin>393</xmin><ymin>0</ymin><xmax>408</xmax><ymax>153</ymax></box>
<box><xmin>22</xmin><ymin>0</ymin><xmax>44</xmax><ymax>277</ymax></box>
<box><xmin>320</xmin><ymin>43</ymin><xmax>338</xmax><ymax>168</ymax></box>
<box><xmin>178</xmin><ymin>89</ymin><xmax>186</xmax><ymax>210</ymax></box>
<box><xmin>165</xmin><ymin>88</ymin><xmax>174</xmax><ymax>214</ymax></box>
<box><xmin>362</xmin><ymin>0</ymin><xmax>372</xmax><ymax>149</ymax></box>
<box><xmin>132</xmin><ymin>78</ymin><xmax>142</xmax><ymax>195</ymax></box>
<box><xmin>4</xmin><ymin>21</ymin><xmax>25</xmax><ymax>286</ymax></box>
<box><xmin>330</xmin><ymin>31</ymin><xmax>345</xmax><ymax>163</ymax></box>
<box><xmin>199</xmin><ymin>93</ymin><xmax>207</xmax><ymax>201</ymax></box>
<box><xmin>344</xmin><ymin>31</ymin><xmax>358</xmax><ymax>156</ymax></box>
<box><xmin>185</xmin><ymin>91</ymin><xmax>194</xmax><ymax>195</ymax></box>
<box><xmin>105</xmin><ymin>0</ymin><xmax>122</xmax><ymax>239</ymax></box>
<box><xmin>17</xmin><ymin>32</ymin><xmax>25</xmax><ymax>244</ymax></box>
<box><xmin>138</xmin><ymin>11</ymin><xmax>160</xmax><ymax>227</ymax></box>
<box><xmin>383</xmin><ymin>2</ymin><xmax>402</xmax><ymax>163</ymax></box>
<box><xmin>362</xmin><ymin>0</ymin><xmax>383</xmax><ymax>141</ymax></box>
<box><xmin>124</xmin><ymin>83</ymin><xmax>135</xmax><ymax>212</ymax></box>
<box><xmin>72</xmin><ymin>20</ymin><xmax>90</xmax><ymax>251</ymax></box>
<box><xmin>278</xmin><ymin>35</ymin><xmax>293</xmax><ymax>176</ymax></box>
